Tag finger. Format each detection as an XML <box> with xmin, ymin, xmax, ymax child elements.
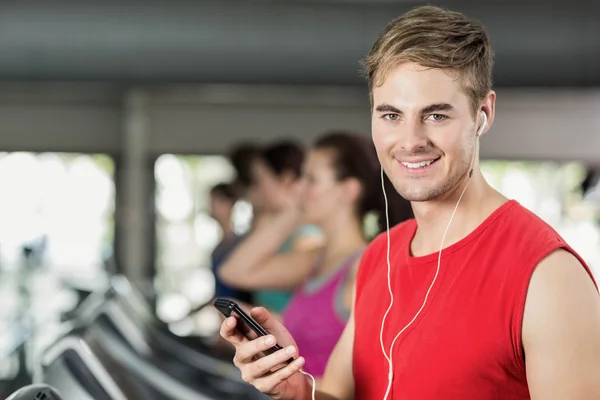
<box><xmin>253</xmin><ymin>357</ymin><xmax>306</xmax><ymax>394</ymax></box>
<box><xmin>251</xmin><ymin>307</ymin><xmax>295</xmax><ymax>347</ymax></box>
<box><xmin>219</xmin><ymin>316</ymin><xmax>248</xmax><ymax>346</ymax></box>
<box><xmin>236</xmin><ymin>334</ymin><xmax>280</xmax><ymax>363</ymax></box>
<box><xmin>255</xmin><ymin>345</ymin><xmax>297</xmax><ymax>373</ymax></box>
<box><xmin>240</xmin><ymin>345</ymin><xmax>297</xmax><ymax>383</ymax></box>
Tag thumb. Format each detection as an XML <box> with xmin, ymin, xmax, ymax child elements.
<box><xmin>250</xmin><ymin>307</ymin><xmax>297</xmax><ymax>348</ymax></box>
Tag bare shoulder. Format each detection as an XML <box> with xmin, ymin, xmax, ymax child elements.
<box><xmin>529</xmin><ymin>248</ymin><xmax>597</xmax><ymax>293</ymax></box>
<box><xmin>523</xmin><ymin>248</ymin><xmax>600</xmax><ymax>399</ymax></box>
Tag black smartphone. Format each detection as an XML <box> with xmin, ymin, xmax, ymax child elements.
<box><xmin>213</xmin><ymin>298</ymin><xmax>288</xmax><ymax>359</ymax></box>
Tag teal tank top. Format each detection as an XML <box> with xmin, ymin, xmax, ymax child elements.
<box><xmin>254</xmin><ymin>224</ymin><xmax>322</xmax><ymax>313</ymax></box>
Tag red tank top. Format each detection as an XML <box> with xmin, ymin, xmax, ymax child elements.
<box><xmin>353</xmin><ymin>200</ymin><xmax>596</xmax><ymax>400</ymax></box>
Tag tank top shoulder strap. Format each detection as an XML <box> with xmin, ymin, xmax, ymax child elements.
<box><xmin>304</xmin><ymin>248</ymin><xmax>365</xmax><ymax>293</ymax></box>
<box><xmin>333</xmin><ymin>248</ymin><xmax>366</xmax><ymax>320</ymax></box>
<box><xmin>339</xmin><ymin>248</ymin><xmax>365</xmax><ymax>276</ymax></box>
<box><xmin>307</xmin><ymin>250</ymin><xmax>326</xmax><ymax>278</ymax></box>
<box><xmin>328</xmin><ymin>248</ymin><xmax>365</xmax><ymax>281</ymax></box>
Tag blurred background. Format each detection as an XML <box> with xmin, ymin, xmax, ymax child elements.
<box><xmin>0</xmin><ymin>1</ymin><xmax>599</xmax><ymax>399</ymax></box>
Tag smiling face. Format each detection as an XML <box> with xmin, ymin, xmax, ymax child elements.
<box><xmin>371</xmin><ymin>62</ymin><xmax>493</xmax><ymax>202</ymax></box>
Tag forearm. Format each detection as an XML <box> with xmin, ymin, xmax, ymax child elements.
<box><xmin>219</xmin><ymin>211</ymin><xmax>300</xmax><ymax>284</ymax></box>
<box><xmin>297</xmin><ymin>376</ymin><xmax>340</xmax><ymax>400</ymax></box>
<box><xmin>313</xmin><ymin>392</ymin><xmax>340</xmax><ymax>400</ymax></box>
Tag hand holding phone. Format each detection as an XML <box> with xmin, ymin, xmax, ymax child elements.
<box><xmin>215</xmin><ymin>298</ymin><xmax>312</xmax><ymax>399</ymax></box>
<box><xmin>214</xmin><ymin>298</ymin><xmax>287</xmax><ymax>358</ymax></box>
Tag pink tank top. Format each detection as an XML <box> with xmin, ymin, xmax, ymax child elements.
<box><xmin>281</xmin><ymin>250</ymin><xmax>363</xmax><ymax>377</ymax></box>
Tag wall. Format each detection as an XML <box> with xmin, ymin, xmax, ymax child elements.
<box><xmin>0</xmin><ymin>83</ymin><xmax>598</xmax><ymax>164</ymax></box>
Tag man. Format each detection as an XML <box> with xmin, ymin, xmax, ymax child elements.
<box><xmin>220</xmin><ymin>5</ymin><xmax>600</xmax><ymax>399</ymax></box>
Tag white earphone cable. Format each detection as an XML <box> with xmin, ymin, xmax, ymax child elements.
<box><xmin>379</xmin><ymin>114</ymin><xmax>483</xmax><ymax>399</ymax></box>
<box><xmin>300</xmin><ymin>370</ymin><xmax>316</xmax><ymax>400</ymax></box>
<box><xmin>379</xmin><ymin>167</ymin><xmax>472</xmax><ymax>400</ymax></box>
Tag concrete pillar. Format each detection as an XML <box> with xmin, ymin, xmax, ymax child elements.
<box><xmin>116</xmin><ymin>89</ymin><xmax>153</xmax><ymax>284</ymax></box>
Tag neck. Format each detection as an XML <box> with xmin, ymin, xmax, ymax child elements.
<box><xmin>219</xmin><ymin>219</ymin><xmax>235</xmax><ymax>238</ymax></box>
<box><xmin>319</xmin><ymin>211</ymin><xmax>366</xmax><ymax>258</ymax></box>
<box><xmin>410</xmin><ymin>169</ymin><xmax>506</xmax><ymax>256</ymax></box>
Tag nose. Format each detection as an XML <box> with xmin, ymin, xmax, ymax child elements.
<box><xmin>397</xmin><ymin>120</ymin><xmax>429</xmax><ymax>154</ymax></box>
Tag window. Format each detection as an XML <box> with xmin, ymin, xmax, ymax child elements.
<box><xmin>0</xmin><ymin>152</ymin><xmax>115</xmax><ymax>278</ymax></box>
<box><xmin>154</xmin><ymin>155</ymin><xmax>251</xmax><ymax>326</ymax></box>
<box><xmin>0</xmin><ymin>152</ymin><xmax>115</xmax><ymax>376</ymax></box>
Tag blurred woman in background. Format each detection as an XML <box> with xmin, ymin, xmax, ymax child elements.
<box><xmin>219</xmin><ymin>131</ymin><xmax>412</xmax><ymax>379</ymax></box>
<box><xmin>222</xmin><ymin>140</ymin><xmax>324</xmax><ymax>313</ymax></box>
<box><xmin>227</xmin><ymin>141</ymin><xmax>260</xmax><ymax>204</ymax></box>
<box><xmin>208</xmin><ymin>182</ymin><xmax>253</xmax><ymax>304</ymax></box>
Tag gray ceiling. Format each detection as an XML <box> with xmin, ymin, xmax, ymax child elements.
<box><xmin>0</xmin><ymin>0</ymin><xmax>598</xmax><ymax>87</ymax></box>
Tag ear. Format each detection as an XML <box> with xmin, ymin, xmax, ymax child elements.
<box><xmin>343</xmin><ymin>177</ymin><xmax>362</xmax><ymax>204</ymax></box>
<box><xmin>279</xmin><ymin>170</ymin><xmax>297</xmax><ymax>187</ymax></box>
<box><xmin>478</xmin><ymin>90</ymin><xmax>496</xmax><ymax>137</ymax></box>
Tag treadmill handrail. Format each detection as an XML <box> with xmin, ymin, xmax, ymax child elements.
<box><xmin>152</xmin><ymin>328</ymin><xmax>244</xmax><ymax>382</ymax></box>
<box><xmin>104</xmin><ymin>300</ymin><xmax>153</xmax><ymax>356</ymax></box>
<box><xmin>107</xmin><ymin>292</ymin><xmax>245</xmax><ymax>382</ymax></box>
<box><xmin>36</xmin><ymin>335</ymin><xmax>128</xmax><ymax>400</ymax></box>
<box><xmin>107</xmin><ymin>277</ymin><xmax>248</xmax><ymax>383</ymax></box>
<box><xmin>96</xmin><ymin>329</ymin><xmax>218</xmax><ymax>400</ymax></box>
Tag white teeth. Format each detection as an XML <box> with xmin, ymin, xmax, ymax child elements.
<box><xmin>402</xmin><ymin>159</ymin><xmax>436</xmax><ymax>169</ymax></box>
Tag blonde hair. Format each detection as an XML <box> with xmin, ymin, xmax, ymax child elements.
<box><xmin>361</xmin><ymin>5</ymin><xmax>494</xmax><ymax>114</ymax></box>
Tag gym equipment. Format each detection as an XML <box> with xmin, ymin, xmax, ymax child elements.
<box><xmin>67</xmin><ymin>276</ymin><xmax>266</xmax><ymax>399</ymax></box>
<box><xmin>36</xmin><ymin>325</ymin><xmax>216</xmax><ymax>400</ymax></box>
<box><xmin>6</xmin><ymin>384</ymin><xmax>62</xmax><ymax>400</ymax></box>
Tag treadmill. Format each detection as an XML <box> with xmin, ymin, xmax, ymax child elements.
<box><xmin>111</xmin><ymin>276</ymin><xmax>236</xmax><ymax>362</ymax></box>
<box><xmin>6</xmin><ymin>384</ymin><xmax>63</xmax><ymax>400</ymax></box>
<box><xmin>35</xmin><ymin>325</ymin><xmax>218</xmax><ymax>400</ymax></box>
<box><xmin>74</xmin><ymin>277</ymin><xmax>266</xmax><ymax>399</ymax></box>
<box><xmin>77</xmin><ymin>276</ymin><xmax>234</xmax><ymax>362</ymax></box>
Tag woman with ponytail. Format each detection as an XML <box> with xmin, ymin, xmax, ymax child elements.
<box><xmin>219</xmin><ymin>131</ymin><xmax>412</xmax><ymax>379</ymax></box>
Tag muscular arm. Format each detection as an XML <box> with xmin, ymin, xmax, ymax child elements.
<box><xmin>218</xmin><ymin>211</ymin><xmax>323</xmax><ymax>291</ymax></box>
<box><xmin>523</xmin><ymin>249</ymin><xmax>600</xmax><ymax>399</ymax></box>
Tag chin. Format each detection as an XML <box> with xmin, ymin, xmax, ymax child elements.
<box><xmin>394</xmin><ymin>182</ymin><xmax>447</xmax><ymax>202</ymax></box>
<box><xmin>303</xmin><ymin>210</ymin><xmax>323</xmax><ymax>226</ymax></box>
<box><xmin>303</xmin><ymin>215</ymin><xmax>318</xmax><ymax>225</ymax></box>
<box><xmin>398</xmin><ymin>192</ymin><xmax>435</xmax><ymax>202</ymax></box>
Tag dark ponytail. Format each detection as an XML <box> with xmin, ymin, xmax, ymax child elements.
<box><xmin>210</xmin><ymin>182</ymin><xmax>240</xmax><ymax>203</ymax></box>
<box><xmin>228</xmin><ymin>142</ymin><xmax>260</xmax><ymax>188</ymax></box>
<box><xmin>313</xmin><ymin>131</ymin><xmax>412</xmax><ymax>238</ymax></box>
<box><xmin>260</xmin><ymin>140</ymin><xmax>305</xmax><ymax>180</ymax></box>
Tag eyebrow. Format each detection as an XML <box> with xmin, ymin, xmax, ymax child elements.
<box><xmin>375</xmin><ymin>104</ymin><xmax>402</xmax><ymax>114</ymax></box>
<box><xmin>421</xmin><ymin>103</ymin><xmax>455</xmax><ymax>115</ymax></box>
<box><xmin>374</xmin><ymin>103</ymin><xmax>455</xmax><ymax>115</ymax></box>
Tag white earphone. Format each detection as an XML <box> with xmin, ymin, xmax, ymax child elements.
<box><xmin>477</xmin><ymin>111</ymin><xmax>488</xmax><ymax>137</ymax></box>
<box><xmin>378</xmin><ymin>110</ymin><xmax>486</xmax><ymax>399</ymax></box>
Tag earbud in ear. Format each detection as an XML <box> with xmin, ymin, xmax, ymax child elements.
<box><xmin>477</xmin><ymin>111</ymin><xmax>487</xmax><ymax>137</ymax></box>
